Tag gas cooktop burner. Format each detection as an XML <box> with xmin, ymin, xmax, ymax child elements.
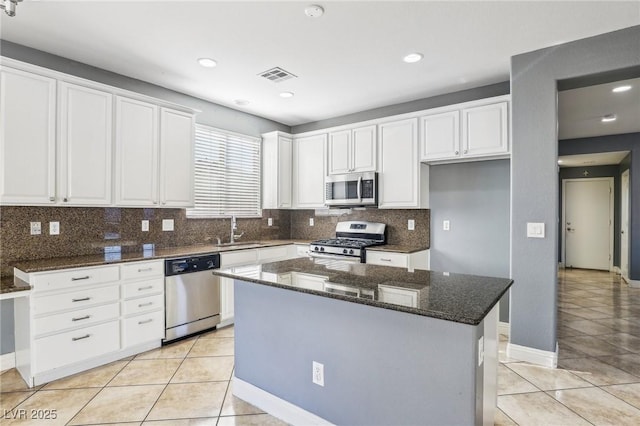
<box><xmin>311</xmin><ymin>238</ymin><xmax>378</xmax><ymax>249</ymax></box>
<box><xmin>309</xmin><ymin>221</ymin><xmax>386</xmax><ymax>263</ymax></box>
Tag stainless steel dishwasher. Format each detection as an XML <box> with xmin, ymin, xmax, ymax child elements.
<box><xmin>164</xmin><ymin>253</ymin><xmax>221</xmax><ymax>343</ymax></box>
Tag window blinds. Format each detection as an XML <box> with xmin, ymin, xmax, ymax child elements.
<box><xmin>187</xmin><ymin>124</ymin><xmax>261</xmax><ymax>218</ymax></box>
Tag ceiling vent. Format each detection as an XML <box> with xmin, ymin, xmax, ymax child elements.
<box><xmin>258</xmin><ymin>67</ymin><xmax>297</xmax><ymax>83</ymax></box>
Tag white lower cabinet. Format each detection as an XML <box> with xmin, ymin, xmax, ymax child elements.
<box><xmin>14</xmin><ymin>260</ymin><xmax>164</xmax><ymax>387</ymax></box>
<box><xmin>367</xmin><ymin>249</ymin><xmax>430</xmax><ymax>270</ymax></box>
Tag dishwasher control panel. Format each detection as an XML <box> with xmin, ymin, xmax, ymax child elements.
<box><xmin>164</xmin><ymin>253</ymin><xmax>221</xmax><ymax>276</ymax></box>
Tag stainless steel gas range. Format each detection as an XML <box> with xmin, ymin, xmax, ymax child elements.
<box><xmin>309</xmin><ymin>221</ymin><xmax>386</xmax><ymax>263</ymax></box>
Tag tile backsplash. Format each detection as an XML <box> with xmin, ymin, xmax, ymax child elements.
<box><xmin>0</xmin><ymin>206</ymin><xmax>429</xmax><ymax>275</ymax></box>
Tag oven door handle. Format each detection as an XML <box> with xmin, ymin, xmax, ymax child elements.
<box><xmin>309</xmin><ymin>252</ymin><xmax>361</xmax><ymax>262</ymax></box>
<box><xmin>357</xmin><ymin>176</ymin><xmax>362</xmax><ymax>201</ymax></box>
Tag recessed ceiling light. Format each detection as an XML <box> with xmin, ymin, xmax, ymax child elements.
<box><xmin>304</xmin><ymin>5</ymin><xmax>324</xmax><ymax>18</ymax></box>
<box><xmin>197</xmin><ymin>58</ymin><xmax>217</xmax><ymax>68</ymax></box>
<box><xmin>601</xmin><ymin>114</ymin><xmax>617</xmax><ymax>122</ymax></box>
<box><xmin>612</xmin><ymin>85</ymin><xmax>632</xmax><ymax>93</ymax></box>
<box><xmin>403</xmin><ymin>53</ymin><xmax>424</xmax><ymax>63</ymax></box>
<box><xmin>234</xmin><ymin>99</ymin><xmax>250</xmax><ymax>106</ymax></box>
<box><xmin>279</xmin><ymin>91</ymin><xmax>294</xmax><ymax>98</ymax></box>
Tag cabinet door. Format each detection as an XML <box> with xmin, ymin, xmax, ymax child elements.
<box><xmin>420</xmin><ymin>111</ymin><xmax>460</xmax><ymax>161</ymax></box>
<box><xmin>378</xmin><ymin>119</ymin><xmax>419</xmax><ymax>208</ymax></box>
<box><xmin>160</xmin><ymin>108</ymin><xmax>194</xmax><ymax>207</ymax></box>
<box><xmin>293</xmin><ymin>134</ymin><xmax>327</xmax><ymax>208</ymax></box>
<box><xmin>115</xmin><ymin>96</ymin><xmax>159</xmax><ymax>206</ymax></box>
<box><xmin>58</xmin><ymin>82</ymin><xmax>113</xmax><ymax>205</ymax></box>
<box><xmin>328</xmin><ymin>130</ymin><xmax>351</xmax><ymax>174</ymax></box>
<box><xmin>352</xmin><ymin>125</ymin><xmax>377</xmax><ymax>172</ymax></box>
<box><xmin>262</xmin><ymin>133</ymin><xmax>292</xmax><ymax>209</ymax></box>
<box><xmin>0</xmin><ymin>68</ymin><xmax>56</xmax><ymax>204</ymax></box>
<box><xmin>462</xmin><ymin>101</ymin><xmax>508</xmax><ymax>157</ymax></box>
<box><xmin>220</xmin><ymin>277</ymin><xmax>234</xmax><ymax>322</ymax></box>
<box><xmin>278</xmin><ymin>136</ymin><xmax>292</xmax><ymax>208</ymax></box>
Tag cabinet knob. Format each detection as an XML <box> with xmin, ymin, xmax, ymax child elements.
<box><xmin>455</xmin><ymin>151</ymin><xmax>459</xmax><ymax>155</ymax></box>
<box><xmin>464</xmin><ymin>149</ymin><xmax>468</xmax><ymax>154</ymax></box>
<box><xmin>63</xmin><ymin>197</ymin><xmax>68</xmax><ymax>202</ymax></box>
<box><xmin>49</xmin><ymin>196</ymin><xmax>55</xmax><ymax>202</ymax></box>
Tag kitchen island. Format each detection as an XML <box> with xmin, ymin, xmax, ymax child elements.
<box><xmin>212</xmin><ymin>257</ymin><xmax>513</xmax><ymax>426</ymax></box>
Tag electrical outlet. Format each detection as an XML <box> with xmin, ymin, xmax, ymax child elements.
<box><xmin>312</xmin><ymin>361</ymin><xmax>324</xmax><ymax>386</ymax></box>
<box><xmin>309</xmin><ymin>218</ymin><xmax>314</xmax><ymax>227</ymax></box>
<box><xmin>443</xmin><ymin>220</ymin><xmax>450</xmax><ymax>231</ymax></box>
<box><xmin>478</xmin><ymin>336</ymin><xmax>484</xmax><ymax>366</ymax></box>
<box><xmin>141</xmin><ymin>220</ymin><xmax>149</xmax><ymax>232</ymax></box>
<box><xmin>408</xmin><ymin>219</ymin><xmax>415</xmax><ymax>230</ymax></box>
<box><xmin>49</xmin><ymin>221</ymin><xmax>60</xmax><ymax>235</ymax></box>
<box><xmin>30</xmin><ymin>221</ymin><xmax>41</xmax><ymax>235</ymax></box>
<box><xmin>162</xmin><ymin>219</ymin><xmax>174</xmax><ymax>231</ymax></box>
<box><xmin>268</xmin><ymin>217</ymin><xmax>273</xmax><ymax>227</ymax></box>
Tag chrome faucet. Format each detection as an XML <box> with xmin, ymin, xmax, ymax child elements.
<box><xmin>230</xmin><ymin>215</ymin><xmax>244</xmax><ymax>244</ymax></box>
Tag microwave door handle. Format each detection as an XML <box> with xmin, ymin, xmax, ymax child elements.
<box><xmin>357</xmin><ymin>176</ymin><xmax>362</xmax><ymax>201</ymax></box>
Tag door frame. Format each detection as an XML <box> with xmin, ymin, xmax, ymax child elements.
<box><xmin>561</xmin><ymin>177</ymin><xmax>614</xmax><ymax>271</ymax></box>
<box><xmin>621</xmin><ymin>169</ymin><xmax>630</xmax><ymax>282</ymax></box>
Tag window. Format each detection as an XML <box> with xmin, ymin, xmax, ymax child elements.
<box><xmin>187</xmin><ymin>124</ymin><xmax>261</xmax><ymax>218</ymax></box>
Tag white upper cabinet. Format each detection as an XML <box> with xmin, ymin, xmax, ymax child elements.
<box><xmin>115</xmin><ymin>96</ymin><xmax>159</xmax><ymax>206</ymax></box>
<box><xmin>420</xmin><ymin>97</ymin><xmax>509</xmax><ymax>163</ymax></box>
<box><xmin>160</xmin><ymin>108</ymin><xmax>194</xmax><ymax>207</ymax></box>
<box><xmin>328</xmin><ymin>125</ymin><xmax>376</xmax><ymax>174</ymax></box>
<box><xmin>462</xmin><ymin>101</ymin><xmax>508</xmax><ymax>157</ymax></box>
<box><xmin>0</xmin><ymin>67</ymin><xmax>57</xmax><ymax>205</ymax></box>
<box><xmin>293</xmin><ymin>134</ymin><xmax>327</xmax><ymax>208</ymax></box>
<box><xmin>378</xmin><ymin>118</ymin><xmax>428</xmax><ymax>209</ymax></box>
<box><xmin>58</xmin><ymin>82</ymin><xmax>113</xmax><ymax>205</ymax></box>
<box><xmin>262</xmin><ymin>131</ymin><xmax>292</xmax><ymax>209</ymax></box>
<box><xmin>420</xmin><ymin>110</ymin><xmax>460</xmax><ymax>161</ymax></box>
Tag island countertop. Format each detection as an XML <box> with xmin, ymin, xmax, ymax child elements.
<box><xmin>213</xmin><ymin>257</ymin><xmax>513</xmax><ymax>325</ymax></box>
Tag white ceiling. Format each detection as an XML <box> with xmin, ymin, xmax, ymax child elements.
<box><xmin>1</xmin><ymin>1</ymin><xmax>639</xmax><ymax>127</ymax></box>
<box><xmin>558</xmin><ymin>151</ymin><xmax>630</xmax><ymax>168</ymax></box>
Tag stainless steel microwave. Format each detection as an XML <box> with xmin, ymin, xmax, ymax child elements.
<box><xmin>325</xmin><ymin>172</ymin><xmax>378</xmax><ymax>207</ymax></box>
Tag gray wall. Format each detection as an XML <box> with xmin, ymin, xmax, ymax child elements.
<box><xmin>559</xmin><ymin>133</ymin><xmax>639</xmax><ymax>279</ymax></box>
<box><xmin>558</xmin><ymin>165</ymin><xmax>621</xmax><ymax>265</ymax></box>
<box><xmin>234</xmin><ymin>280</ymin><xmax>483</xmax><ymax>426</ymax></box>
<box><xmin>0</xmin><ymin>300</ymin><xmax>14</xmax><ymax>353</ymax></box>
<box><xmin>511</xmin><ymin>26</ymin><xmax>640</xmax><ymax>354</ymax></box>
<box><xmin>0</xmin><ymin>40</ymin><xmax>290</xmax><ymax>137</ymax></box>
<box><xmin>292</xmin><ymin>82</ymin><xmax>509</xmax><ymax>133</ymax></box>
<box><xmin>429</xmin><ymin>160</ymin><xmax>511</xmax><ymax>322</ymax></box>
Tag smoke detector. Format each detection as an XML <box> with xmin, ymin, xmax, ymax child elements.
<box><xmin>305</xmin><ymin>5</ymin><xmax>324</xmax><ymax>18</ymax></box>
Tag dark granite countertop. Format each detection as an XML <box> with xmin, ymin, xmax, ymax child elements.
<box><xmin>213</xmin><ymin>257</ymin><xmax>513</xmax><ymax>325</ymax></box>
<box><xmin>367</xmin><ymin>244</ymin><xmax>429</xmax><ymax>254</ymax></box>
<box><xmin>1</xmin><ymin>275</ymin><xmax>32</xmax><ymax>297</ymax></box>
<box><xmin>12</xmin><ymin>240</ymin><xmax>313</xmax><ymax>273</ymax></box>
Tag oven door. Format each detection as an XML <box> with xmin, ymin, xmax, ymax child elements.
<box><xmin>309</xmin><ymin>251</ymin><xmax>362</xmax><ymax>263</ymax></box>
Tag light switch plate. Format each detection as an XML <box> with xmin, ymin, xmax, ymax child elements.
<box><xmin>30</xmin><ymin>221</ymin><xmax>41</xmax><ymax>235</ymax></box>
<box><xmin>162</xmin><ymin>219</ymin><xmax>174</xmax><ymax>231</ymax></box>
<box><xmin>527</xmin><ymin>222</ymin><xmax>545</xmax><ymax>238</ymax></box>
<box><xmin>141</xmin><ymin>220</ymin><xmax>149</xmax><ymax>232</ymax></box>
<box><xmin>49</xmin><ymin>221</ymin><xmax>60</xmax><ymax>235</ymax></box>
<box><xmin>309</xmin><ymin>218</ymin><xmax>314</xmax><ymax>227</ymax></box>
<box><xmin>443</xmin><ymin>220</ymin><xmax>450</xmax><ymax>231</ymax></box>
<box><xmin>408</xmin><ymin>219</ymin><xmax>415</xmax><ymax>230</ymax></box>
<box><xmin>478</xmin><ymin>336</ymin><xmax>484</xmax><ymax>366</ymax></box>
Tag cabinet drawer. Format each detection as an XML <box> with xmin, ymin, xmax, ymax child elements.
<box><xmin>121</xmin><ymin>260</ymin><xmax>164</xmax><ymax>281</ymax></box>
<box><xmin>122</xmin><ymin>278</ymin><xmax>163</xmax><ymax>299</ymax></box>
<box><xmin>378</xmin><ymin>285</ymin><xmax>419</xmax><ymax>308</ymax></box>
<box><xmin>295</xmin><ymin>244</ymin><xmax>310</xmax><ymax>257</ymax></box>
<box><xmin>31</xmin><ymin>265</ymin><xmax>119</xmax><ymax>292</ymax></box>
<box><xmin>366</xmin><ymin>251</ymin><xmax>408</xmax><ymax>268</ymax></box>
<box><xmin>34</xmin><ymin>320</ymin><xmax>120</xmax><ymax>373</ymax></box>
<box><xmin>34</xmin><ymin>302</ymin><xmax>119</xmax><ymax>336</ymax></box>
<box><xmin>258</xmin><ymin>245</ymin><xmax>290</xmax><ymax>262</ymax></box>
<box><xmin>220</xmin><ymin>249</ymin><xmax>258</xmax><ymax>267</ymax></box>
<box><xmin>122</xmin><ymin>310</ymin><xmax>164</xmax><ymax>348</ymax></box>
<box><xmin>122</xmin><ymin>294</ymin><xmax>164</xmax><ymax>316</ymax></box>
<box><xmin>33</xmin><ymin>285</ymin><xmax>120</xmax><ymax>316</ymax></box>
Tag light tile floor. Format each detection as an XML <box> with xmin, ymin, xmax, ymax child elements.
<box><xmin>497</xmin><ymin>268</ymin><xmax>640</xmax><ymax>425</ymax></box>
<box><xmin>1</xmin><ymin>269</ymin><xmax>639</xmax><ymax>425</ymax></box>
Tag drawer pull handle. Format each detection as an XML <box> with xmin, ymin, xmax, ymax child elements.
<box><xmin>72</xmin><ymin>297</ymin><xmax>91</xmax><ymax>302</ymax></box>
<box><xmin>138</xmin><ymin>302</ymin><xmax>153</xmax><ymax>308</ymax></box>
<box><xmin>380</xmin><ymin>258</ymin><xmax>392</xmax><ymax>262</ymax></box>
<box><xmin>71</xmin><ymin>276</ymin><xmax>91</xmax><ymax>281</ymax></box>
<box><xmin>72</xmin><ymin>334</ymin><xmax>91</xmax><ymax>341</ymax></box>
<box><xmin>72</xmin><ymin>315</ymin><xmax>91</xmax><ymax>322</ymax></box>
<box><xmin>138</xmin><ymin>319</ymin><xmax>153</xmax><ymax>325</ymax></box>
<box><xmin>138</xmin><ymin>267</ymin><xmax>153</xmax><ymax>272</ymax></box>
<box><xmin>138</xmin><ymin>286</ymin><xmax>153</xmax><ymax>291</ymax></box>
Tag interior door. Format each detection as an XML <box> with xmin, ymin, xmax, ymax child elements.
<box><xmin>621</xmin><ymin>170</ymin><xmax>630</xmax><ymax>280</ymax></box>
<box><xmin>564</xmin><ymin>178</ymin><xmax>613</xmax><ymax>270</ymax></box>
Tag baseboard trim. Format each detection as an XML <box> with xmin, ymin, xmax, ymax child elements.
<box><xmin>0</xmin><ymin>352</ymin><xmax>15</xmax><ymax>372</ymax></box>
<box><xmin>506</xmin><ymin>342</ymin><xmax>558</xmax><ymax>368</ymax></box>
<box><xmin>233</xmin><ymin>376</ymin><xmax>334</xmax><ymax>426</ymax></box>
<box><xmin>623</xmin><ymin>276</ymin><xmax>640</xmax><ymax>288</ymax></box>
<box><xmin>612</xmin><ymin>266</ymin><xmax>621</xmax><ymax>275</ymax></box>
<box><xmin>498</xmin><ymin>321</ymin><xmax>510</xmax><ymax>338</ymax></box>
<box><xmin>218</xmin><ymin>317</ymin><xmax>234</xmax><ymax>328</ymax></box>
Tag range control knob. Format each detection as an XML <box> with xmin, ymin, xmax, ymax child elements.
<box><xmin>320</xmin><ymin>247</ymin><xmax>325</xmax><ymax>252</ymax></box>
<box><xmin>349</xmin><ymin>249</ymin><xmax>354</xmax><ymax>255</ymax></box>
<box><xmin>314</xmin><ymin>246</ymin><xmax>319</xmax><ymax>251</ymax></box>
<box><xmin>343</xmin><ymin>249</ymin><xmax>348</xmax><ymax>254</ymax></box>
<box><xmin>207</xmin><ymin>260</ymin><xmax>214</xmax><ymax>268</ymax></box>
